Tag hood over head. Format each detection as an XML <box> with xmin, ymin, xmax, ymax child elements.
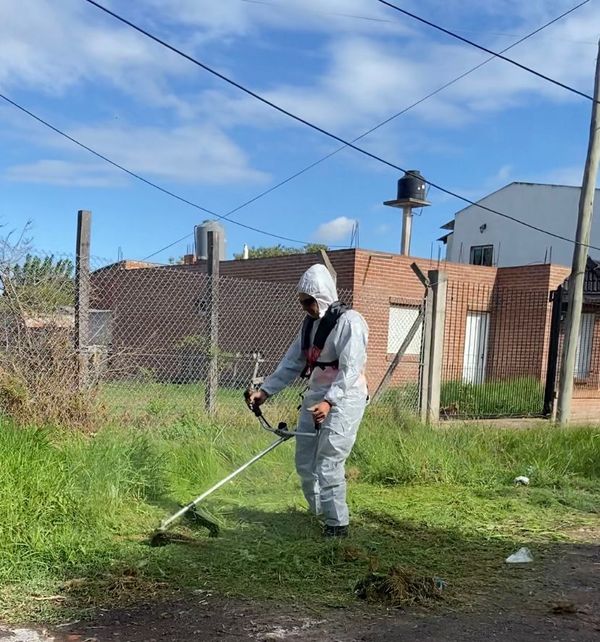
<box><xmin>297</xmin><ymin>264</ymin><xmax>338</xmax><ymax>318</ymax></box>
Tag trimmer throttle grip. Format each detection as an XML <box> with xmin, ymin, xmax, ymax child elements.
<box><xmin>244</xmin><ymin>388</ymin><xmax>263</xmax><ymax>417</ymax></box>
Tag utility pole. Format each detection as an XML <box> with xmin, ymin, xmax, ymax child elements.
<box><xmin>557</xmin><ymin>41</ymin><xmax>600</xmax><ymax>425</ymax></box>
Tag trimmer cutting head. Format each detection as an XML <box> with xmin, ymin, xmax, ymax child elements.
<box><xmin>184</xmin><ymin>505</ymin><xmax>220</xmax><ymax>537</ymax></box>
<box><xmin>148</xmin><ymin>529</ymin><xmax>172</xmax><ymax>547</ymax></box>
<box><xmin>146</xmin><ymin>396</ymin><xmax>298</xmax><ymax>547</ymax></box>
<box><xmin>147</xmin><ymin>505</ymin><xmax>220</xmax><ymax>547</ymax></box>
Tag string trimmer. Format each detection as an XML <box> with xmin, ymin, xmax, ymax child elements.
<box><xmin>148</xmin><ymin>394</ymin><xmax>315</xmax><ymax>547</ymax></box>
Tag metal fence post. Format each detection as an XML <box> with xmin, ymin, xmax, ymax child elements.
<box><xmin>426</xmin><ymin>270</ymin><xmax>447</xmax><ymax>423</ymax></box>
<box><xmin>544</xmin><ymin>285</ymin><xmax>563</xmax><ymax>417</ymax></box>
<box><xmin>371</xmin><ymin>309</ymin><xmax>424</xmax><ymax>404</ymax></box>
<box><xmin>75</xmin><ymin>210</ymin><xmax>91</xmax><ymax>389</ymax></box>
<box><xmin>205</xmin><ymin>230</ymin><xmax>220</xmax><ymax>415</ymax></box>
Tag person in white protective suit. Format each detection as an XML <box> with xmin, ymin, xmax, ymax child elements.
<box><xmin>246</xmin><ymin>264</ymin><xmax>369</xmax><ymax>538</ymax></box>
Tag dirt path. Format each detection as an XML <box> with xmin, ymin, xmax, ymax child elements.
<box><xmin>2</xmin><ymin>543</ymin><xmax>598</xmax><ymax>642</ymax></box>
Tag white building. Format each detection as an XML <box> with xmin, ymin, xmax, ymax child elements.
<box><xmin>440</xmin><ymin>182</ymin><xmax>600</xmax><ymax>268</ymax></box>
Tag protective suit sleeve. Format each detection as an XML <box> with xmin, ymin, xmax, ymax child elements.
<box><xmin>324</xmin><ymin>315</ymin><xmax>367</xmax><ymax>406</ymax></box>
<box><xmin>261</xmin><ymin>334</ymin><xmax>305</xmax><ymax>396</ymax></box>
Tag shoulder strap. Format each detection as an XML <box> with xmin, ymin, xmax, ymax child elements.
<box><xmin>301</xmin><ymin>315</ymin><xmax>316</xmax><ymax>352</ymax></box>
<box><xmin>313</xmin><ymin>301</ymin><xmax>349</xmax><ymax>350</ymax></box>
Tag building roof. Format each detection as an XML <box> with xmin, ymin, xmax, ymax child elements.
<box><xmin>449</xmin><ymin>181</ymin><xmax>600</xmax><ymax>220</ymax></box>
<box><xmin>92</xmin><ymin>260</ymin><xmax>158</xmax><ymax>274</ymax></box>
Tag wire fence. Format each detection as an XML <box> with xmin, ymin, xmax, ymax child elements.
<box><xmin>551</xmin><ymin>294</ymin><xmax>600</xmax><ymax>401</ymax></box>
<box><xmin>441</xmin><ymin>281</ymin><xmax>552</xmax><ymax>419</ymax></box>
<box><xmin>0</xmin><ymin>252</ymin><xmax>425</xmax><ymax>429</ymax></box>
<box><xmin>7</xmin><ymin>249</ymin><xmax>600</xmax><ymax>426</ymax></box>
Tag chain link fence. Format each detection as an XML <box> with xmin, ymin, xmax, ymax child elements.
<box><xmin>0</xmin><ymin>251</ymin><xmax>425</xmax><ymax>429</ymax></box>
<box><xmin>11</xmin><ymin>248</ymin><xmax>584</xmax><ymax>426</ymax></box>
<box><xmin>440</xmin><ymin>280</ymin><xmax>551</xmax><ymax>419</ymax></box>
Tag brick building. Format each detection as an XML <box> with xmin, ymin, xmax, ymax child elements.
<box><xmin>91</xmin><ymin>249</ymin><xmax>599</xmax><ymax>421</ymax></box>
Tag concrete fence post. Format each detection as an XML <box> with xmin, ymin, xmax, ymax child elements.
<box><xmin>425</xmin><ymin>270</ymin><xmax>447</xmax><ymax>423</ymax></box>
<box><xmin>205</xmin><ymin>231</ymin><xmax>220</xmax><ymax>415</ymax></box>
<box><xmin>75</xmin><ymin>210</ymin><xmax>91</xmax><ymax>390</ymax></box>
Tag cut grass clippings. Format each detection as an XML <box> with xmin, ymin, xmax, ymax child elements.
<box><xmin>0</xmin><ymin>415</ymin><xmax>598</xmax><ymax>623</ymax></box>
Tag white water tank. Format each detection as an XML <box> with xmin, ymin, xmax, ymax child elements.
<box><xmin>194</xmin><ymin>220</ymin><xmax>226</xmax><ymax>261</ymax></box>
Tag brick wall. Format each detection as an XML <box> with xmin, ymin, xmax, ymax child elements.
<box><xmin>350</xmin><ymin>250</ymin><xmax>502</xmax><ymax>392</ymax></box>
<box><xmin>91</xmin><ymin>255</ymin><xmax>355</xmax><ymax>383</ymax></box>
<box><xmin>171</xmin><ymin>250</ymin><xmax>356</xmax><ymax>292</ymax></box>
<box><xmin>92</xmin><ymin>250</ymin><xmax>600</xmax><ymax>412</ymax></box>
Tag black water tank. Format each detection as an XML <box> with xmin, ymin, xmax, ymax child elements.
<box><xmin>397</xmin><ymin>170</ymin><xmax>427</xmax><ymax>201</ymax></box>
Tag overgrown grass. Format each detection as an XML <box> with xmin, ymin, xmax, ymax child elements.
<box><xmin>0</xmin><ymin>409</ymin><xmax>598</xmax><ymax>623</ymax></box>
<box><xmin>440</xmin><ymin>377</ymin><xmax>545</xmax><ymax>418</ymax></box>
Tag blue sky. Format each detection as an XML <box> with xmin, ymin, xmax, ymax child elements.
<box><xmin>0</xmin><ymin>0</ymin><xmax>598</xmax><ymax>264</ymax></box>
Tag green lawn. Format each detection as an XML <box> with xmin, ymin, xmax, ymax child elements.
<box><xmin>0</xmin><ymin>393</ymin><xmax>598</xmax><ymax>623</ymax></box>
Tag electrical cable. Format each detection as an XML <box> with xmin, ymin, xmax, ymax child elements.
<box><xmin>83</xmin><ymin>0</ymin><xmax>600</xmax><ymax>252</ymax></box>
<box><xmin>375</xmin><ymin>0</ymin><xmax>595</xmax><ymax>103</ymax></box>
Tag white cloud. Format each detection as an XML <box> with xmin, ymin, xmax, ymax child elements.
<box><xmin>532</xmin><ymin>165</ymin><xmax>586</xmax><ymax>187</ymax></box>
<box><xmin>143</xmin><ymin>0</ymin><xmax>410</xmax><ymax>40</ymax></box>
<box><xmin>0</xmin><ymin>0</ymin><xmax>191</xmax><ymax>107</ymax></box>
<box><xmin>1</xmin><ymin>0</ymin><xmax>599</xmax><ymax>191</ymax></box>
<box><xmin>209</xmin><ymin>1</ymin><xmax>600</xmax><ymax>136</ymax></box>
<box><xmin>314</xmin><ymin>216</ymin><xmax>356</xmax><ymax>243</ymax></box>
<box><xmin>3</xmin><ymin>121</ymin><xmax>269</xmax><ymax>186</ymax></box>
<box><xmin>4</xmin><ymin>160</ymin><xmax>124</xmax><ymax>187</ymax></box>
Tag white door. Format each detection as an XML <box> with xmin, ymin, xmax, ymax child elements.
<box><xmin>463</xmin><ymin>312</ymin><xmax>489</xmax><ymax>384</ymax></box>
<box><xmin>574</xmin><ymin>313</ymin><xmax>594</xmax><ymax>379</ymax></box>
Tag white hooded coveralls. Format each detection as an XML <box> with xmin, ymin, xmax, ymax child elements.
<box><xmin>261</xmin><ymin>265</ymin><xmax>369</xmax><ymax>527</ymax></box>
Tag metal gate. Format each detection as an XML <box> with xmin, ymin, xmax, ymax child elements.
<box><xmin>442</xmin><ymin>282</ymin><xmax>550</xmax><ymax>419</ymax></box>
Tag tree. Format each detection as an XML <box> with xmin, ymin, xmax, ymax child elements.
<box><xmin>233</xmin><ymin>243</ymin><xmax>328</xmax><ymax>260</ymax></box>
<box><xmin>7</xmin><ymin>254</ymin><xmax>75</xmax><ymax>310</ymax></box>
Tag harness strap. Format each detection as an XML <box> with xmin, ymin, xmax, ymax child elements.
<box><xmin>300</xmin><ymin>301</ymin><xmax>348</xmax><ymax>379</ymax></box>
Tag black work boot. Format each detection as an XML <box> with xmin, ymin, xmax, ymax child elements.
<box><xmin>323</xmin><ymin>524</ymin><xmax>349</xmax><ymax>538</ymax></box>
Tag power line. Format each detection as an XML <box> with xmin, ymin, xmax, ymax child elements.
<box><xmin>238</xmin><ymin>0</ymin><xmax>595</xmax><ymax>44</ymax></box>
<box><xmin>238</xmin><ymin>0</ymin><xmax>396</xmax><ymax>24</ymax></box>
<box><xmin>83</xmin><ymin>0</ymin><xmax>600</xmax><ymax>252</ymax></box>
<box><xmin>0</xmin><ymin>93</ymin><xmax>211</xmax><ymax>217</ymax></box>
<box><xmin>0</xmin><ymin>92</ymin><xmax>335</xmax><ymax>251</ymax></box>
<box><xmin>219</xmin><ymin>0</ymin><xmax>590</xmax><ymax>223</ymax></box>
<box><xmin>375</xmin><ymin>0</ymin><xmax>595</xmax><ymax>103</ymax></box>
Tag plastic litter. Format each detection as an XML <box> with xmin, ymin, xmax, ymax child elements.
<box><xmin>514</xmin><ymin>475</ymin><xmax>530</xmax><ymax>486</ymax></box>
<box><xmin>433</xmin><ymin>577</ymin><xmax>447</xmax><ymax>591</ymax></box>
<box><xmin>506</xmin><ymin>547</ymin><xmax>534</xmax><ymax>564</ymax></box>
